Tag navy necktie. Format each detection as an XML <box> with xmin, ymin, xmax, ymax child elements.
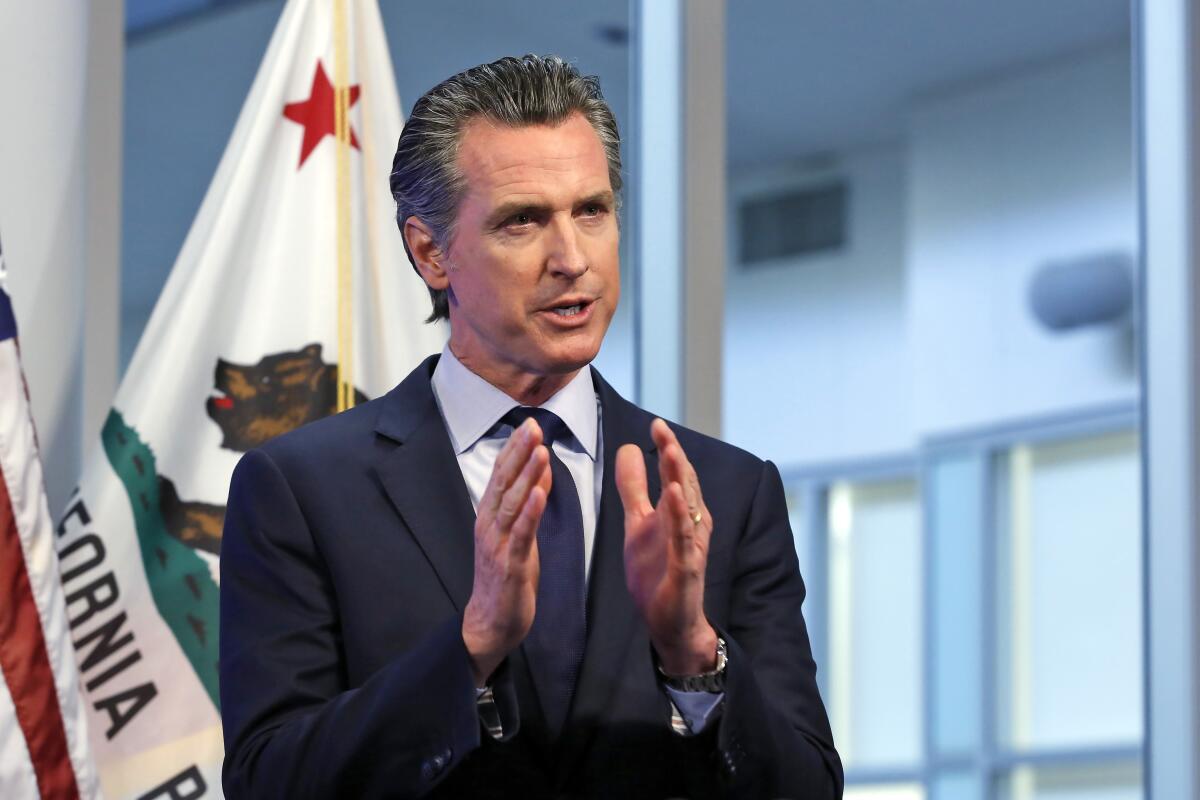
<box><xmin>500</xmin><ymin>407</ymin><xmax>587</xmax><ymax>737</ymax></box>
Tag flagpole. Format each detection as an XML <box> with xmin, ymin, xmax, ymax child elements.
<box><xmin>354</xmin><ymin>3</ymin><xmax>393</xmax><ymax>376</ymax></box>
<box><xmin>333</xmin><ymin>0</ymin><xmax>355</xmax><ymax>411</ymax></box>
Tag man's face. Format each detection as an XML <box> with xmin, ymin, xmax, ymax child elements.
<box><xmin>441</xmin><ymin>112</ymin><xmax>620</xmax><ymax>383</ymax></box>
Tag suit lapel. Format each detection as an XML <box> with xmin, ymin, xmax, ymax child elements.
<box><xmin>555</xmin><ymin>369</ymin><xmax>658</xmax><ymax>777</ymax></box>
<box><xmin>373</xmin><ymin>355</ymin><xmax>476</xmax><ymax>611</ymax></box>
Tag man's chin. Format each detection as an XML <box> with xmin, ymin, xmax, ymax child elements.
<box><xmin>542</xmin><ymin>348</ymin><xmax>600</xmax><ymax>376</ymax></box>
<box><xmin>513</xmin><ymin>347</ymin><xmax>597</xmax><ymax>386</ymax></box>
<box><xmin>532</xmin><ymin>321</ymin><xmax>607</xmax><ymax>367</ymax></box>
<box><xmin>549</xmin><ymin>331</ymin><xmax>607</xmax><ymax>369</ymax></box>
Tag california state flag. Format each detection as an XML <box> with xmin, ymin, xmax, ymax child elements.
<box><xmin>57</xmin><ymin>1</ymin><xmax>444</xmax><ymax>797</ymax></box>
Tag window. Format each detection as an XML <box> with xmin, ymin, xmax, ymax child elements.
<box><xmin>784</xmin><ymin>409</ymin><xmax>1143</xmax><ymax>798</ymax></box>
<box><xmin>994</xmin><ymin>432</ymin><xmax>1142</xmax><ymax>752</ymax></box>
<box><xmin>828</xmin><ymin>477</ymin><xmax>923</xmax><ymax>769</ymax></box>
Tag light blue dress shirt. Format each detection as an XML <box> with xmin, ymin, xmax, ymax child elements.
<box><xmin>430</xmin><ymin>346</ymin><xmax>723</xmax><ymax>735</ymax></box>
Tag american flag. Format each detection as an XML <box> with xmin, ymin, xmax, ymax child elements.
<box><xmin>0</xmin><ymin>239</ymin><xmax>98</xmax><ymax>798</ymax></box>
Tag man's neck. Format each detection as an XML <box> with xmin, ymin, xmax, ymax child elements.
<box><xmin>449</xmin><ymin>344</ymin><xmax>582</xmax><ymax>407</ymax></box>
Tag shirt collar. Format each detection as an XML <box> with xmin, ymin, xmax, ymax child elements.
<box><xmin>430</xmin><ymin>345</ymin><xmax>599</xmax><ymax>461</ymax></box>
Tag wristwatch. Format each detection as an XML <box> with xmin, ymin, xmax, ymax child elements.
<box><xmin>657</xmin><ymin>636</ymin><xmax>728</xmax><ymax>692</ymax></box>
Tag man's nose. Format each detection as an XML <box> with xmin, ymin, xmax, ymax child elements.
<box><xmin>545</xmin><ymin>216</ymin><xmax>588</xmax><ymax>279</ymax></box>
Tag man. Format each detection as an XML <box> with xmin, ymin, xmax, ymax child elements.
<box><xmin>220</xmin><ymin>55</ymin><xmax>842</xmax><ymax>799</ymax></box>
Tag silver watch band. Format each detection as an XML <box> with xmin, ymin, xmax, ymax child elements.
<box><xmin>657</xmin><ymin>636</ymin><xmax>727</xmax><ymax>692</ymax></box>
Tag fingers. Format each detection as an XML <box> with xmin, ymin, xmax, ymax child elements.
<box><xmin>616</xmin><ymin>443</ymin><xmax>653</xmax><ymax>518</ymax></box>
<box><xmin>508</xmin><ymin>485</ymin><xmax>546</xmax><ymax>561</ymax></box>
<box><xmin>664</xmin><ymin>481</ymin><xmax>693</xmax><ymax>545</ymax></box>
<box><xmin>495</xmin><ymin>444</ymin><xmax>549</xmax><ymax>530</ymax></box>
<box><xmin>652</xmin><ymin>419</ymin><xmax>688</xmax><ymax>493</ymax></box>
<box><xmin>651</xmin><ymin>419</ymin><xmax>709</xmax><ymax>528</ymax></box>
<box><xmin>480</xmin><ymin>418</ymin><xmax>542</xmax><ymax>516</ymax></box>
<box><xmin>650</xmin><ymin>417</ymin><xmax>675</xmax><ymax>450</ymax></box>
<box><xmin>537</xmin><ymin>454</ymin><xmax>553</xmax><ymax>497</ymax></box>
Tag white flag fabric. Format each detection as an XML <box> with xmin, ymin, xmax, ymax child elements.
<box><xmin>57</xmin><ymin>1</ymin><xmax>444</xmax><ymax>796</ymax></box>
<box><xmin>0</xmin><ymin>247</ymin><xmax>100</xmax><ymax>799</ymax></box>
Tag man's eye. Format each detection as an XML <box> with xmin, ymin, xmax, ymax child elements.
<box><xmin>581</xmin><ymin>204</ymin><xmax>606</xmax><ymax>217</ymax></box>
<box><xmin>508</xmin><ymin>213</ymin><xmax>533</xmax><ymax>226</ymax></box>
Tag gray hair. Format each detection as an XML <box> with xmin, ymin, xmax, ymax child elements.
<box><xmin>389</xmin><ymin>54</ymin><xmax>623</xmax><ymax>322</ymax></box>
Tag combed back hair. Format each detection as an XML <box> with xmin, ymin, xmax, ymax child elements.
<box><xmin>389</xmin><ymin>54</ymin><xmax>623</xmax><ymax>322</ymax></box>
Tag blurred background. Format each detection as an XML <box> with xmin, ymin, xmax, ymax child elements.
<box><xmin>2</xmin><ymin>1</ymin><xmax>1194</xmax><ymax>798</ymax></box>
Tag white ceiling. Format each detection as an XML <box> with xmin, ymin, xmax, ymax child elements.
<box><xmin>133</xmin><ymin>0</ymin><xmax>1133</xmax><ymax>170</ymax></box>
<box><xmin>381</xmin><ymin>0</ymin><xmax>1130</xmax><ymax>167</ymax></box>
<box><xmin>725</xmin><ymin>1</ymin><xmax>1131</xmax><ymax>167</ymax></box>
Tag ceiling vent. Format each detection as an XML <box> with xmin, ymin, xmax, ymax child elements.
<box><xmin>738</xmin><ymin>181</ymin><xmax>848</xmax><ymax>266</ymax></box>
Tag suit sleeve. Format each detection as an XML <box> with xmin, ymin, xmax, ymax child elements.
<box><xmin>219</xmin><ymin>448</ymin><xmax>490</xmax><ymax>799</ymax></box>
<box><xmin>703</xmin><ymin>459</ymin><xmax>844</xmax><ymax>799</ymax></box>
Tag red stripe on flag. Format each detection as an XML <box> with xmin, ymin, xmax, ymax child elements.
<box><xmin>0</xmin><ymin>472</ymin><xmax>80</xmax><ymax>799</ymax></box>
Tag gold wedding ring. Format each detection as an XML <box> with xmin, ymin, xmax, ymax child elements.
<box><xmin>690</xmin><ymin>509</ymin><xmax>703</xmax><ymax>526</ymax></box>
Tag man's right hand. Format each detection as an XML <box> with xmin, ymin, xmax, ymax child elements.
<box><xmin>462</xmin><ymin>417</ymin><xmax>552</xmax><ymax>687</ymax></box>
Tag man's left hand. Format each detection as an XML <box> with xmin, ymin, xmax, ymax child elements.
<box><xmin>616</xmin><ymin>418</ymin><xmax>719</xmax><ymax>676</ymax></box>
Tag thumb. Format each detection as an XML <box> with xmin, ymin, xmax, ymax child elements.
<box><xmin>615</xmin><ymin>444</ymin><xmax>653</xmax><ymax>519</ymax></box>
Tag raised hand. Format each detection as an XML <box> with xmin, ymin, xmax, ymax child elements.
<box><xmin>462</xmin><ymin>418</ymin><xmax>553</xmax><ymax>686</ymax></box>
<box><xmin>616</xmin><ymin>419</ymin><xmax>719</xmax><ymax>676</ymax></box>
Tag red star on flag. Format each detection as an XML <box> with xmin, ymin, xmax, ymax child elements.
<box><xmin>282</xmin><ymin>60</ymin><xmax>361</xmax><ymax>168</ymax></box>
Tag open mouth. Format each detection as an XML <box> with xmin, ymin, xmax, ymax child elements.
<box><xmin>543</xmin><ymin>297</ymin><xmax>595</xmax><ymax>322</ymax></box>
<box><xmin>209</xmin><ymin>391</ymin><xmax>234</xmax><ymax>411</ymax></box>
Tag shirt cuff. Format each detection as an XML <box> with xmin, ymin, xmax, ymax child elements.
<box><xmin>664</xmin><ymin>686</ymin><xmax>725</xmax><ymax>736</ymax></box>
<box><xmin>475</xmin><ymin>684</ymin><xmax>503</xmax><ymax>739</ymax></box>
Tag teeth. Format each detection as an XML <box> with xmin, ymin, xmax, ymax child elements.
<box><xmin>553</xmin><ymin>304</ymin><xmax>583</xmax><ymax>317</ymax></box>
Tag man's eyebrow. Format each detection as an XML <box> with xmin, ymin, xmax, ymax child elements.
<box><xmin>486</xmin><ymin>200</ymin><xmax>551</xmax><ymax>227</ymax></box>
<box><xmin>485</xmin><ymin>191</ymin><xmax>615</xmax><ymax>228</ymax></box>
<box><xmin>578</xmin><ymin>191</ymin><xmax>615</xmax><ymax>208</ymax></box>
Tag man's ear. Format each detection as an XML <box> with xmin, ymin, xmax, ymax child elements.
<box><xmin>403</xmin><ymin>216</ymin><xmax>450</xmax><ymax>291</ymax></box>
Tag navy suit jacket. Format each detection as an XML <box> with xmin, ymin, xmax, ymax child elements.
<box><xmin>219</xmin><ymin>355</ymin><xmax>843</xmax><ymax>799</ymax></box>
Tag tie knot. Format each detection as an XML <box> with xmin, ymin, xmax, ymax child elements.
<box><xmin>501</xmin><ymin>407</ymin><xmax>570</xmax><ymax>447</ymax></box>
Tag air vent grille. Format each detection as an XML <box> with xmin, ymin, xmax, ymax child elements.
<box><xmin>738</xmin><ymin>182</ymin><xmax>848</xmax><ymax>265</ymax></box>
